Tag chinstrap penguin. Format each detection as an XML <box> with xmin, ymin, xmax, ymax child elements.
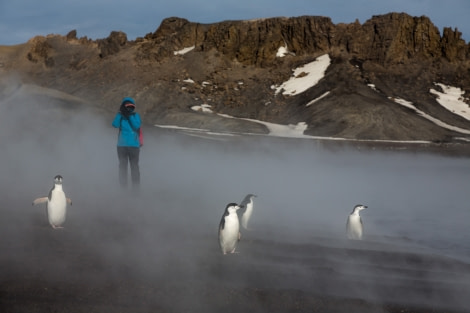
<box><xmin>218</xmin><ymin>203</ymin><xmax>243</xmax><ymax>254</ymax></box>
<box><xmin>32</xmin><ymin>175</ymin><xmax>72</xmax><ymax>229</ymax></box>
<box><xmin>346</xmin><ymin>204</ymin><xmax>367</xmax><ymax>240</ymax></box>
<box><xmin>239</xmin><ymin>194</ymin><xmax>257</xmax><ymax>230</ymax></box>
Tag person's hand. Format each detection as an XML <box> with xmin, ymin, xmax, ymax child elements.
<box><xmin>120</xmin><ymin>104</ymin><xmax>130</xmax><ymax>117</ymax></box>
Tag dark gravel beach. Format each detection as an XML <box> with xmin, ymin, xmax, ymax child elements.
<box><xmin>1</xmin><ymin>183</ymin><xmax>470</xmax><ymax>313</ymax></box>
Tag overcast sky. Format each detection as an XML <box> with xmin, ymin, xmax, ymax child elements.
<box><xmin>0</xmin><ymin>0</ymin><xmax>468</xmax><ymax>45</ymax></box>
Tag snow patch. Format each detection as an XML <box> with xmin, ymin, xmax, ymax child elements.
<box><xmin>390</xmin><ymin>97</ymin><xmax>470</xmax><ymax>135</ymax></box>
<box><xmin>216</xmin><ymin>113</ymin><xmax>308</xmax><ymax>138</ymax></box>
<box><xmin>174</xmin><ymin>46</ymin><xmax>195</xmax><ymax>55</ymax></box>
<box><xmin>430</xmin><ymin>83</ymin><xmax>470</xmax><ymax>121</ymax></box>
<box><xmin>245</xmin><ymin>119</ymin><xmax>309</xmax><ymax>138</ymax></box>
<box><xmin>259</xmin><ymin>121</ymin><xmax>308</xmax><ymax>137</ymax></box>
<box><xmin>154</xmin><ymin>125</ymin><xmax>210</xmax><ymax>132</ymax></box>
<box><xmin>274</xmin><ymin>54</ymin><xmax>330</xmax><ymax>96</ymax></box>
<box><xmin>191</xmin><ymin>104</ymin><xmax>213</xmax><ymax>113</ymax></box>
<box><xmin>276</xmin><ymin>44</ymin><xmax>291</xmax><ymax>57</ymax></box>
<box><xmin>306</xmin><ymin>91</ymin><xmax>330</xmax><ymax>107</ymax></box>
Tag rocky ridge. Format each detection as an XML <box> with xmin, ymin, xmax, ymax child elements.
<box><xmin>1</xmin><ymin>12</ymin><xmax>470</xmax><ymax>142</ymax></box>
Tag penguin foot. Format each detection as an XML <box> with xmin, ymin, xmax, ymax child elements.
<box><xmin>52</xmin><ymin>225</ymin><xmax>64</xmax><ymax>229</ymax></box>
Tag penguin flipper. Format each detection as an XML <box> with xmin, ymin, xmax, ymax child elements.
<box><xmin>32</xmin><ymin>197</ymin><xmax>48</xmax><ymax>206</ymax></box>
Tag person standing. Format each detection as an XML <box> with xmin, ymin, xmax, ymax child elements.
<box><xmin>112</xmin><ymin>97</ymin><xmax>142</xmax><ymax>190</ymax></box>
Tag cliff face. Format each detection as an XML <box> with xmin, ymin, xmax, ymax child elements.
<box><xmin>1</xmin><ymin>13</ymin><xmax>470</xmax><ymax>142</ymax></box>
<box><xmin>141</xmin><ymin>13</ymin><xmax>468</xmax><ymax>65</ymax></box>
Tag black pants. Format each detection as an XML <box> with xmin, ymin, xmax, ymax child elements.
<box><xmin>117</xmin><ymin>146</ymin><xmax>140</xmax><ymax>188</ymax></box>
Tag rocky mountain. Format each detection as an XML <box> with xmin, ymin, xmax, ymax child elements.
<box><xmin>1</xmin><ymin>12</ymin><xmax>470</xmax><ymax>142</ymax></box>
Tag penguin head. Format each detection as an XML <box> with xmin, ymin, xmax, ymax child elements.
<box><xmin>54</xmin><ymin>175</ymin><xmax>63</xmax><ymax>185</ymax></box>
<box><xmin>352</xmin><ymin>204</ymin><xmax>367</xmax><ymax>213</ymax></box>
<box><xmin>241</xmin><ymin>194</ymin><xmax>257</xmax><ymax>204</ymax></box>
<box><xmin>225</xmin><ymin>203</ymin><xmax>241</xmax><ymax>214</ymax></box>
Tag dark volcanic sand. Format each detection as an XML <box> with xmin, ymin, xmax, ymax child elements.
<box><xmin>1</xmin><ymin>189</ymin><xmax>469</xmax><ymax>313</ymax></box>
<box><xmin>1</xmin><ymin>119</ymin><xmax>470</xmax><ymax>313</ymax></box>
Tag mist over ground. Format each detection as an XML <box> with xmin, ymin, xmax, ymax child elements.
<box><xmin>1</xmin><ymin>82</ymin><xmax>470</xmax><ymax>312</ymax></box>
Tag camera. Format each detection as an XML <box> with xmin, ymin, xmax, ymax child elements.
<box><xmin>120</xmin><ymin>104</ymin><xmax>134</xmax><ymax>116</ymax></box>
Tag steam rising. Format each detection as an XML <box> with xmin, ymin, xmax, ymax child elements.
<box><xmin>1</xmin><ymin>77</ymin><xmax>470</xmax><ymax>311</ymax></box>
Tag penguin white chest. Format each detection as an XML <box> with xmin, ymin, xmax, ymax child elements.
<box><xmin>48</xmin><ymin>189</ymin><xmax>67</xmax><ymax>227</ymax></box>
<box><xmin>347</xmin><ymin>214</ymin><xmax>363</xmax><ymax>240</ymax></box>
<box><xmin>219</xmin><ymin>213</ymin><xmax>240</xmax><ymax>254</ymax></box>
<box><xmin>241</xmin><ymin>201</ymin><xmax>253</xmax><ymax>229</ymax></box>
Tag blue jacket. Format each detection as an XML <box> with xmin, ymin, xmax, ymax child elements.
<box><xmin>112</xmin><ymin>112</ymin><xmax>142</xmax><ymax>147</ymax></box>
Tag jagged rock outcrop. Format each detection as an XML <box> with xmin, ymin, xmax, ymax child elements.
<box><xmin>441</xmin><ymin>26</ymin><xmax>468</xmax><ymax>61</ymax></box>
<box><xmin>98</xmin><ymin>31</ymin><xmax>128</xmax><ymax>58</ymax></box>
<box><xmin>1</xmin><ymin>12</ymin><xmax>470</xmax><ymax>143</ymax></box>
<box><xmin>26</xmin><ymin>36</ymin><xmax>54</xmax><ymax>66</ymax></box>
<box><xmin>138</xmin><ymin>13</ymin><xmax>468</xmax><ymax>66</ymax></box>
<box><xmin>349</xmin><ymin>13</ymin><xmax>443</xmax><ymax>63</ymax></box>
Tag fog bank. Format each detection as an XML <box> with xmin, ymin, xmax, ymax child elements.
<box><xmin>1</xmin><ymin>81</ymin><xmax>470</xmax><ymax>312</ymax></box>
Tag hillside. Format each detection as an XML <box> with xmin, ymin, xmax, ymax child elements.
<box><xmin>1</xmin><ymin>12</ymin><xmax>470</xmax><ymax>142</ymax></box>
